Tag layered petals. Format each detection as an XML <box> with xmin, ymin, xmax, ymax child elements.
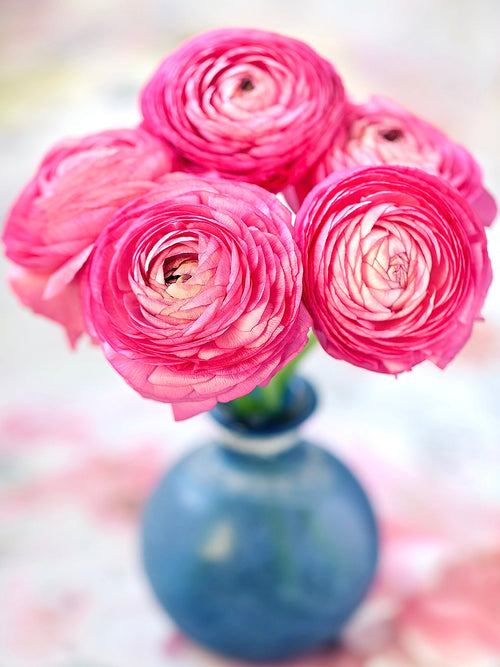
<box><xmin>295</xmin><ymin>166</ymin><xmax>492</xmax><ymax>374</ymax></box>
<box><xmin>3</xmin><ymin>127</ymin><xmax>176</xmax><ymax>344</ymax></box>
<box><xmin>83</xmin><ymin>175</ymin><xmax>311</xmax><ymax>419</ymax></box>
<box><xmin>140</xmin><ymin>28</ymin><xmax>346</xmax><ymax>192</ymax></box>
<box><xmin>289</xmin><ymin>96</ymin><xmax>497</xmax><ymax>227</ymax></box>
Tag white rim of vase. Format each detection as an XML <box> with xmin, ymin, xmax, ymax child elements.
<box><xmin>218</xmin><ymin>426</ymin><xmax>299</xmax><ymax>457</ymax></box>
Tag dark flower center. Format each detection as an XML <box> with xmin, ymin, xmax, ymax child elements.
<box><xmin>240</xmin><ymin>78</ymin><xmax>255</xmax><ymax>92</ymax></box>
<box><xmin>380</xmin><ymin>128</ymin><xmax>403</xmax><ymax>142</ymax></box>
<box><xmin>165</xmin><ymin>273</ymin><xmax>191</xmax><ymax>285</ymax></box>
<box><xmin>163</xmin><ymin>254</ymin><xmax>198</xmax><ymax>285</ymax></box>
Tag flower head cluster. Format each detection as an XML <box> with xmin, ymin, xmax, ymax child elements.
<box><xmin>2</xmin><ymin>28</ymin><xmax>495</xmax><ymax>419</ymax></box>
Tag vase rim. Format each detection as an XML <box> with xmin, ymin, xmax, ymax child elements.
<box><xmin>210</xmin><ymin>376</ymin><xmax>317</xmax><ymax>439</ymax></box>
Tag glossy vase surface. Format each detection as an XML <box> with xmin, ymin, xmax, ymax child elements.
<box><xmin>142</xmin><ymin>378</ymin><xmax>378</xmax><ymax>662</ymax></box>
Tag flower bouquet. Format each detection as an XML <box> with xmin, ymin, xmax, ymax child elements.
<box><xmin>3</xmin><ymin>27</ymin><xmax>495</xmax><ymax>662</ymax></box>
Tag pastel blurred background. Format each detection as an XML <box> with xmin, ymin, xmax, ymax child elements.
<box><xmin>1</xmin><ymin>1</ymin><xmax>500</xmax><ymax>665</ymax></box>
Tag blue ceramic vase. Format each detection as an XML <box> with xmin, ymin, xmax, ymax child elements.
<box><xmin>142</xmin><ymin>378</ymin><xmax>378</xmax><ymax>662</ymax></box>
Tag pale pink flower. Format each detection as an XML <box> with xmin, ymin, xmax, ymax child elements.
<box><xmin>3</xmin><ymin>127</ymin><xmax>176</xmax><ymax>345</ymax></box>
<box><xmin>140</xmin><ymin>28</ymin><xmax>345</xmax><ymax>192</ymax></box>
<box><xmin>83</xmin><ymin>174</ymin><xmax>311</xmax><ymax>420</ymax></box>
<box><xmin>295</xmin><ymin>166</ymin><xmax>492</xmax><ymax>374</ymax></box>
<box><xmin>288</xmin><ymin>97</ymin><xmax>497</xmax><ymax>227</ymax></box>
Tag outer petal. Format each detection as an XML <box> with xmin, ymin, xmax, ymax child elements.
<box><xmin>8</xmin><ymin>265</ymin><xmax>85</xmax><ymax>347</ymax></box>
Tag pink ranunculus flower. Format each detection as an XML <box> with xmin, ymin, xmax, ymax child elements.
<box><xmin>287</xmin><ymin>96</ymin><xmax>497</xmax><ymax>227</ymax></box>
<box><xmin>82</xmin><ymin>174</ymin><xmax>311</xmax><ymax>420</ymax></box>
<box><xmin>295</xmin><ymin>165</ymin><xmax>492</xmax><ymax>375</ymax></box>
<box><xmin>140</xmin><ymin>28</ymin><xmax>345</xmax><ymax>192</ymax></box>
<box><xmin>2</xmin><ymin>127</ymin><xmax>176</xmax><ymax>345</ymax></box>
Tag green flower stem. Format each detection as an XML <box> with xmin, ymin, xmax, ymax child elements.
<box><xmin>227</xmin><ymin>334</ymin><xmax>317</xmax><ymax>421</ymax></box>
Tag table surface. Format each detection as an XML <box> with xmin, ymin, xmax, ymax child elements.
<box><xmin>1</xmin><ymin>2</ymin><xmax>500</xmax><ymax>665</ymax></box>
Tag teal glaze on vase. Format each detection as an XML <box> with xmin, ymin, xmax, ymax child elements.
<box><xmin>142</xmin><ymin>378</ymin><xmax>378</xmax><ymax>662</ymax></box>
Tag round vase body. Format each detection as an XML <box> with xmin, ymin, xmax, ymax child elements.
<box><xmin>142</xmin><ymin>381</ymin><xmax>378</xmax><ymax>662</ymax></box>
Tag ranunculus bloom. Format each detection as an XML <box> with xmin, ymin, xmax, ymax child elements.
<box><xmin>288</xmin><ymin>96</ymin><xmax>497</xmax><ymax>227</ymax></box>
<box><xmin>140</xmin><ymin>28</ymin><xmax>345</xmax><ymax>192</ymax></box>
<box><xmin>295</xmin><ymin>165</ymin><xmax>492</xmax><ymax>374</ymax></box>
<box><xmin>2</xmin><ymin>127</ymin><xmax>176</xmax><ymax>345</ymax></box>
<box><xmin>83</xmin><ymin>175</ymin><xmax>311</xmax><ymax>420</ymax></box>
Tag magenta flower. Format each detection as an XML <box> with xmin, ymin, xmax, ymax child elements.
<box><xmin>295</xmin><ymin>166</ymin><xmax>492</xmax><ymax>374</ymax></box>
<box><xmin>140</xmin><ymin>28</ymin><xmax>345</xmax><ymax>192</ymax></box>
<box><xmin>83</xmin><ymin>175</ymin><xmax>311</xmax><ymax>420</ymax></box>
<box><xmin>2</xmin><ymin>127</ymin><xmax>175</xmax><ymax>345</ymax></box>
<box><xmin>288</xmin><ymin>96</ymin><xmax>497</xmax><ymax>227</ymax></box>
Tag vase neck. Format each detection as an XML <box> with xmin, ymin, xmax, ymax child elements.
<box><xmin>209</xmin><ymin>377</ymin><xmax>317</xmax><ymax>458</ymax></box>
